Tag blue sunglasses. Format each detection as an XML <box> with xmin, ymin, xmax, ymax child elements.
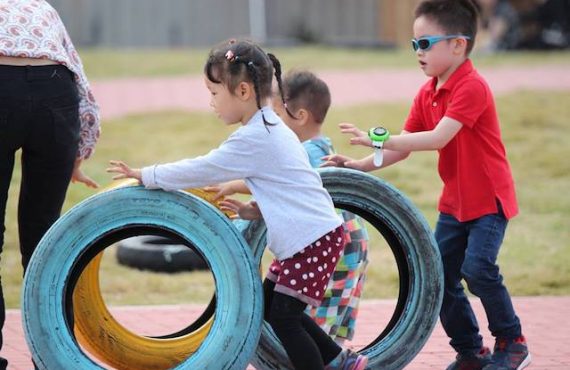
<box><xmin>411</xmin><ymin>35</ymin><xmax>471</xmax><ymax>51</ymax></box>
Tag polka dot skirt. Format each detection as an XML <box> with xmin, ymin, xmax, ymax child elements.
<box><xmin>267</xmin><ymin>226</ymin><xmax>346</xmax><ymax>307</ymax></box>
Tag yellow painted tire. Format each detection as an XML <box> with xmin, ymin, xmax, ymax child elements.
<box><xmin>73</xmin><ymin>253</ymin><xmax>213</xmax><ymax>369</ymax></box>
<box><xmin>71</xmin><ymin>180</ymin><xmax>231</xmax><ymax>369</ymax></box>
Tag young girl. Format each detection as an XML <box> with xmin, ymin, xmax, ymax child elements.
<box><xmin>206</xmin><ymin>70</ymin><xmax>370</xmax><ymax>346</ymax></box>
<box><xmin>107</xmin><ymin>39</ymin><xmax>367</xmax><ymax>370</ymax></box>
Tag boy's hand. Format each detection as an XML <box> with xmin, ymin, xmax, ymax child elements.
<box><xmin>321</xmin><ymin>154</ymin><xmax>368</xmax><ymax>171</ymax></box>
<box><xmin>219</xmin><ymin>198</ymin><xmax>261</xmax><ymax>220</ymax></box>
<box><xmin>321</xmin><ymin>154</ymin><xmax>353</xmax><ymax>168</ymax></box>
<box><xmin>107</xmin><ymin>160</ymin><xmax>142</xmax><ymax>181</ymax></box>
<box><xmin>339</xmin><ymin>122</ymin><xmax>373</xmax><ymax>148</ymax></box>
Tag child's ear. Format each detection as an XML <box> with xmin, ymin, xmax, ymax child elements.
<box><xmin>297</xmin><ymin>108</ymin><xmax>310</xmax><ymax>126</ymax></box>
<box><xmin>453</xmin><ymin>38</ymin><xmax>468</xmax><ymax>55</ymax></box>
<box><xmin>236</xmin><ymin>81</ymin><xmax>253</xmax><ymax>100</ymax></box>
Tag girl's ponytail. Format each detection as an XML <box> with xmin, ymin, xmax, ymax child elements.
<box><xmin>267</xmin><ymin>53</ymin><xmax>297</xmax><ymax>119</ymax></box>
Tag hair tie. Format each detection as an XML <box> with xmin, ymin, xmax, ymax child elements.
<box><xmin>247</xmin><ymin>61</ymin><xmax>254</xmax><ymax>67</ymax></box>
<box><xmin>225</xmin><ymin>50</ymin><xmax>239</xmax><ymax>62</ymax></box>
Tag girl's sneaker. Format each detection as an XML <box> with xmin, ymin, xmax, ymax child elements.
<box><xmin>343</xmin><ymin>350</ymin><xmax>368</xmax><ymax>370</ymax></box>
<box><xmin>325</xmin><ymin>349</ymin><xmax>368</xmax><ymax>370</ymax></box>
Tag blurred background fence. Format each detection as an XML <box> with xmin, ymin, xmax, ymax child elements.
<box><xmin>48</xmin><ymin>0</ymin><xmax>569</xmax><ymax>51</ymax></box>
<box><xmin>48</xmin><ymin>0</ymin><xmax>420</xmax><ymax>48</ymax></box>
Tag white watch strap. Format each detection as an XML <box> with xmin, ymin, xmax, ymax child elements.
<box><xmin>373</xmin><ymin>148</ymin><xmax>383</xmax><ymax>167</ymax></box>
<box><xmin>372</xmin><ymin>141</ymin><xmax>384</xmax><ymax>167</ymax></box>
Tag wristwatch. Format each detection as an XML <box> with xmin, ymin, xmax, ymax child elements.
<box><xmin>368</xmin><ymin>127</ymin><xmax>390</xmax><ymax>167</ymax></box>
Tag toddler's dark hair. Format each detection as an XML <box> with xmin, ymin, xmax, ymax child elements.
<box><xmin>204</xmin><ymin>38</ymin><xmax>285</xmax><ymax>127</ymax></box>
<box><xmin>415</xmin><ymin>0</ymin><xmax>480</xmax><ymax>54</ymax></box>
<box><xmin>282</xmin><ymin>70</ymin><xmax>331</xmax><ymax>124</ymax></box>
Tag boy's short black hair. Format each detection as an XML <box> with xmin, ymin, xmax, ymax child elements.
<box><xmin>415</xmin><ymin>0</ymin><xmax>480</xmax><ymax>54</ymax></box>
<box><xmin>282</xmin><ymin>70</ymin><xmax>331</xmax><ymax>124</ymax></box>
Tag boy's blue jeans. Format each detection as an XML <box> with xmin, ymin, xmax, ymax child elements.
<box><xmin>435</xmin><ymin>205</ymin><xmax>522</xmax><ymax>355</ymax></box>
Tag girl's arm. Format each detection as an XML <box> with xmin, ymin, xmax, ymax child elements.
<box><xmin>204</xmin><ymin>179</ymin><xmax>251</xmax><ymax>201</ymax></box>
<box><xmin>219</xmin><ymin>199</ymin><xmax>261</xmax><ymax>220</ymax></box>
<box><xmin>107</xmin><ymin>160</ymin><xmax>142</xmax><ymax>181</ymax></box>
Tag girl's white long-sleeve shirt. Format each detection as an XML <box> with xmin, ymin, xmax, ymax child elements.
<box><xmin>141</xmin><ymin>108</ymin><xmax>342</xmax><ymax>260</ymax></box>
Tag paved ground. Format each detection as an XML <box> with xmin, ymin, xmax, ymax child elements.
<box><xmin>91</xmin><ymin>65</ymin><xmax>570</xmax><ymax>120</ymax></box>
<box><xmin>3</xmin><ymin>296</ymin><xmax>569</xmax><ymax>369</ymax></box>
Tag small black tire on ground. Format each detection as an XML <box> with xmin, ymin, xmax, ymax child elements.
<box><xmin>116</xmin><ymin>235</ymin><xmax>208</xmax><ymax>273</ymax></box>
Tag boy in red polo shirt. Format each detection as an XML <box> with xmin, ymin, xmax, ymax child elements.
<box><xmin>322</xmin><ymin>1</ymin><xmax>530</xmax><ymax>369</ymax></box>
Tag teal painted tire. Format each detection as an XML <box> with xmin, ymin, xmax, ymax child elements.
<box><xmin>251</xmin><ymin>168</ymin><xmax>443</xmax><ymax>370</ymax></box>
<box><xmin>22</xmin><ymin>186</ymin><xmax>263</xmax><ymax>370</ymax></box>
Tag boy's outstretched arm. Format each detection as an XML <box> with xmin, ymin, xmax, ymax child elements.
<box><xmin>328</xmin><ymin>122</ymin><xmax>411</xmax><ymax>171</ymax></box>
<box><xmin>320</xmin><ymin>153</ymin><xmax>371</xmax><ymax>171</ymax></box>
<box><xmin>384</xmin><ymin>117</ymin><xmax>462</xmax><ymax>152</ymax></box>
<box><xmin>340</xmin><ymin>118</ymin><xmax>462</xmax><ymax>152</ymax></box>
<box><xmin>321</xmin><ymin>150</ymin><xmax>408</xmax><ymax>172</ymax></box>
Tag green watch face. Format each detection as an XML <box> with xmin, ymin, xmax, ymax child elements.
<box><xmin>368</xmin><ymin>127</ymin><xmax>390</xmax><ymax>142</ymax></box>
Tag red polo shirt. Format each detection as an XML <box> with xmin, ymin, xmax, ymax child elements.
<box><xmin>404</xmin><ymin>59</ymin><xmax>518</xmax><ymax>222</ymax></box>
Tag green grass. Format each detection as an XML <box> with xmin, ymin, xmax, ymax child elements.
<box><xmin>2</xmin><ymin>89</ymin><xmax>569</xmax><ymax>308</ymax></box>
<box><xmin>79</xmin><ymin>46</ymin><xmax>570</xmax><ymax>79</ymax></box>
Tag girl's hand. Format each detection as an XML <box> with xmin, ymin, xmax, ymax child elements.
<box><xmin>107</xmin><ymin>160</ymin><xmax>142</xmax><ymax>181</ymax></box>
<box><xmin>339</xmin><ymin>122</ymin><xmax>373</xmax><ymax>148</ymax></box>
<box><xmin>204</xmin><ymin>180</ymin><xmax>249</xmax><ymax>201</ymax></box>
<box><xmin>219</xmin><ymin>198</ymin><xmax>261</xmax><ymax>220</ymax></box>
<box><xmin>71</xmin><ymin>158</ymin><xmax>99</xmax><ymax>189</ymax></box>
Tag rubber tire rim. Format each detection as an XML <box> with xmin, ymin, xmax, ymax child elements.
<box><xmin>22</xmin><ymin>186</ymin><xmax>263</xmax><ymax>370</ymax></box>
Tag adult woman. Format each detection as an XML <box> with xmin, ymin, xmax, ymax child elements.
<box><xmin>0</xmin><ymin>1</ymin><xmax>100</xmax><ymax>368</ymax></box>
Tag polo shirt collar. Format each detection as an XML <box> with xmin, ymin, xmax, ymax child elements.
<box><xmin>423</xmin><ymin>59</ymin><xmax>474</xmax><ymax>93</ymax></box>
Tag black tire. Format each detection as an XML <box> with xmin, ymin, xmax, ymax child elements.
<box><xmin>250</xmin><ymin>168</ymin><xmax>444</xmax><ymax>370</ymax></box>
<box><xmin>116</xmin><ymin>235</ymin><xmax>209</xmax><ymax>273</ymax></box>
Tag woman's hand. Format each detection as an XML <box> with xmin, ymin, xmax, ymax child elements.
<box><xmin>71</xmin><ymin>158</ymin><xmax>99</xmax><ymax>189</ymax></box>
<box><xmin>339</xmin><ymin>122</ymin><xmax>373</xmax><ymax>148</ymax></box>
<box><xmin>219</xmin><ymin>198</ymin><xmax>261</xmax><ymax>220</ymax></box>
<box><xmin>107</xmin><ymin>160</ymin><xmax>142</xmax><ymax>181</ymax></box>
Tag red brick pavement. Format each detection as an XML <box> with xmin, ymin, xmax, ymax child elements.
<box><xmin>91</xmin><ymin>65</ymin><xmax>570</xmax><ymax>120</ymax></box>
<box><xmin>3</xmin><ymin>296</ymin><xmax>569</xmax><ymax>369</ymax></box>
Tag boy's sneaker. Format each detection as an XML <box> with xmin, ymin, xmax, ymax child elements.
<box><xmin>447</xmin><ymin>346</ymin><xmax>492</xmax><ymax>370</ymax></box>
<box><xmin>483</xmin><ymin>336</ymin><xmax>531</xmax><ymax>370</ymax></box>
<box><xmin>325</xmin><ymin>349</ymin><xmax>368</xmax><ymax>370</ymax></box>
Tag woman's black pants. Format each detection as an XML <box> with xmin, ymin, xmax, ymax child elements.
<box><xmin>0</xmin><ymin>64</ymin><xmax>80</xmax><ymax>369</ymax></box>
